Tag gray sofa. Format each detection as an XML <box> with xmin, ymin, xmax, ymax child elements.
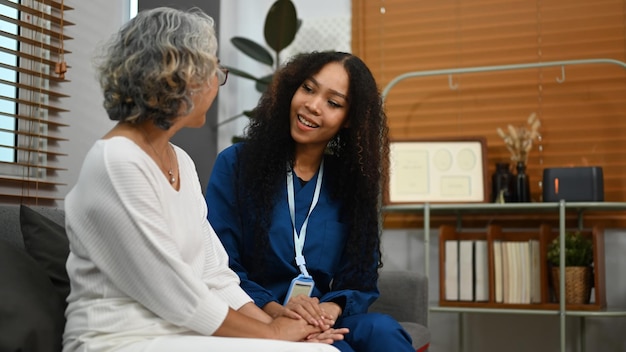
<box><xmin>0</xmin><ymin>204</ymin><xmax>430</xmax><ymax>352</ymax></box>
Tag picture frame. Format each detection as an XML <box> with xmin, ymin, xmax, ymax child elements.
<box><xmin>386</xmin><ymin>137</ymin><xmax>488</xmax><ymax>204</ymax></box>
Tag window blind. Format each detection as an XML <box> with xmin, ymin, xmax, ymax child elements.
<box><xmin>0</xmin><ymin>0</ymin><xmax>72</xmax><ymax>204</ymax></box>
<box><xmin>353</xmin><ymin>0</ymin><xmax>626</xmax><ymax>228</ymax></box>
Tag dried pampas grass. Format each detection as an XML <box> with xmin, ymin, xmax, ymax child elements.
<box><xmin>496</xmin><ymin>113</ymin><xmax>541</xmax><ymax>163</ymax></box>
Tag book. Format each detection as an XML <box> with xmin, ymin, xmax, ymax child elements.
<box><xmin>519</xmin><ymin>241</ymin><xmax>530</xmax><ymax>304</ymax></box>
<box><xmin>511</xmin><ymin>241</ymin><xmax>523</xmax><ymax>304</ymax></box>
<box><xmin>474</xmin><ymin>240</ymin><xmax>489</xmax><ymax>301</ymax></box>
<box><xmin>459</xmin><ymin>240</ymin><xmax>474</xmax><ymax>301</ymax></box>
<box><xmin>493</xmin><ymin>240</ymin><xmax>503</xmax><ymax>303</ymax></box>
<box><xmin>529</xmin><ymin>239</ymin><xmax>541</xmax><ymax>303</ymax></box>
<box><xmin>502</xmin><ymin>241</ymin><xmax>513</xmax><ymax>303</ymax></box>
<box><xmin>444</xmin><ymin>240</ymin><xmax>459</xmax><ymax>301</ymax></box>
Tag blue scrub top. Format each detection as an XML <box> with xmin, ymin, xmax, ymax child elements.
<box><xmin>206</xmin><ymin>143</ymin><xmax>378</xmax><ymax>317</ymax></box>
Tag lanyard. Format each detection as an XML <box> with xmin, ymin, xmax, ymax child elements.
<box><xmin>286</xmin><ymin>159</ymin><xmax>324</xmax><ymax>278</ymax></box>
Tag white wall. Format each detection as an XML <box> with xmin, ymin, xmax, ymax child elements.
<box><xmin>59</xmin><ymin>0</ymin><xmax>127</xmax><ymax>199</ymax></box>
<box><xmin>60</xmin><ymin>0</ymin><xmax>219</xmax><ymax>198</ymax></box>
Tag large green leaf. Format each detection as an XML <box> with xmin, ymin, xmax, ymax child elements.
<box><xmin>223</xmin><ymin>66</ymin><xmax>259</xmax><ymax>81</ymax></box>
<box><xmin>231</xmin><ymin>135</ymin><xmax>248</xmax><ymax>144</ymax></box>
<box><xmin>264</xmin><ymin>0</ymin><xmax>298</xmax><ymax>53</ymax></box>
<box><xmin>243</xmin><ymin>109</ymin><xmax>257</xmax><ymax>118</ymax></box>
<box><xmin>255</xmin><ymin>73</ymin><xmax>274</xmax><ymax>93</ymax></box>
<box><xmin>231</xmin><ymin>37</ymin><xmax>274</xmax><ymax>66</ymax></box>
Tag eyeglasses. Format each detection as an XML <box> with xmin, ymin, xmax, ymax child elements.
<box><xmin>216</xmin><ymin>65</ymin><xmax>229</xmax><ymax>86</ymax></box>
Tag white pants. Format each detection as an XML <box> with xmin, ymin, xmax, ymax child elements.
<box><xmin>115</xmin><ymin>335</ymin><xmax>340</xmax><ymax>352</ymax></box>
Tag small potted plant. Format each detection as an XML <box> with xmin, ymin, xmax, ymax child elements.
<box><xmin>547</xmin><ymin>231</ymin><xmax>594</xmax><ymax>304</ymax></box>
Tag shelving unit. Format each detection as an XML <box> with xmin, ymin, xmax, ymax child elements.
<box><xmin>379</xmin><ymin>58</ymin><xmax>626</xmax><ymax>351</ymax></box>
<box><xmin>438</xmin><ymin>223</ymin><xmax>605</xmax><ymax>310</ymax></box>
<box><xmin>383</xmin><ymin>201</ymin><xmax>626</xmax><ymax>352</ymax></box>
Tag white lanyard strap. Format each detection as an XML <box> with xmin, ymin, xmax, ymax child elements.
<box><xmin>287</xmin><ymin>159</ymin><xmax>324</xmax><ymax>278</ymax></box>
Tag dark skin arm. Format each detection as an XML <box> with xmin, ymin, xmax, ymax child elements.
<box><xmin>214</xmin><ymin>304</ymin><xmax>320</xmax><ymax>341</ymax></box>
<box><xmin>215</xmin><ymin>302</ymin><xmax>347</xmax><ymax>343</ymax></box>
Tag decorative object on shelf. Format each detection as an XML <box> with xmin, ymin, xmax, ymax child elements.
<box><xmin>496</xmin><ymin>113</ymin><xmax>540</xmax><ymax>202</ymax></box>
<box><xmin>492</xmin><ymin>162</ymin><xmax>515</xmax><ymax>203</ymax></box>
<box><xmin>547</xmin><ymin>231</ymin><xmax>594</xmax><ymax>304</ymax></box>
<box><xmin>514</xmin><ymin>161</ymin><xmax>531</xmax><ymax>202</ymax></box>
<box><xmin>542</xmin><ymin>166</ymin><xmax>605</xmax><ymax>202</ymax></box>
<box><xmin>387</xmin><ymin>137</ymin><xmax>488</xmax><ymax>203</ymax></box>
<box><xmin>496</xmin><ymin>112</ymin><xmax>541</xmax><ymax>164</ymax></box>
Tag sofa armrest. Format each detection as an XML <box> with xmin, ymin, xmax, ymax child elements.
<box><xmin>371</xmin><ymin>270</ymin><xmax>428</xmax><ymax>326</ymax></box>
<box><xmin>370</xmin><ymin>270</ymin><xmax>430</xmax><ymax>351</ymax></box>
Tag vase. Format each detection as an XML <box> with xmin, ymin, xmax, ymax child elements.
<box><xmin>492</xmin><ymin>162</ymin><xmax>515</xmax><ymax>203</ymax></box>
<box><xmin>514</xmin><ymin>161</ymin><xmax>531</xmax><ymax>202</ymax></box>
<box><xmin>551</xmin><ymin>266</ymin><xmax>593</xmax><ymax>304</ymax></box>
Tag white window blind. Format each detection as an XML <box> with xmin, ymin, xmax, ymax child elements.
<box><xmin>0</xmin><ymin>0</ymin><xmax>72</xmax><ymax>204</ymax></box>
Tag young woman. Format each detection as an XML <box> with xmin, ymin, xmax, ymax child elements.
<box><xmin>63</xmin><ymin>8</ymin><xmax>343</xmax><ymax>352</ymax></box>
<box><xmin>206</xmin><ymin>51</ymin><xmax>415</xmax><ymax>352</ymax></box>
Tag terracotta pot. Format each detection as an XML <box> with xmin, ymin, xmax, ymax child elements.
<box><xmin>551</xmin><ymin>266</ymin><xmax>592</xmax><ymax>304</ymax></box>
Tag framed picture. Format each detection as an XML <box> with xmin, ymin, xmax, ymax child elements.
<box><xmin>387</xmin><ymin>137</ymin><xmax>488</xmax><ymax>204</ymax></box>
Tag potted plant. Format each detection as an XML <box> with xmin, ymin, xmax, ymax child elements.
<box><xmin>220</xmin><ymin>0</ymin><xmax>301</xmax><ymax>142</ymax></box>
<box><xmin>547</xmin><ymin>231</ymin><xmax>594</xmax><ymax>304</ymax></box>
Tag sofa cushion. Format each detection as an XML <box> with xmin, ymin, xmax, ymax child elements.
<box><xmin>0</xmin><ymin>240</ymin><xmax>65</xmax><ymax>352</ymax></box>
<box><xmin>0</xmin><ymin>204</ymin><xmax>25</xmax><ymax>249</ymax></box>
<box><xmin>20</xmin><ymin>204</ymin><xmax>71</xmax><ymax>302</ymax></box>
<box><xmin>400</xmin><ymin>322</ymin><xmax>431</xmax><ymax>352</ymax></box>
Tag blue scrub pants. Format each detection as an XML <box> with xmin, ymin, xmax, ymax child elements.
<box><xmin>331</xmin><ymin>312</ymin><xmax>415</xmax><ymax>352</ymax></box>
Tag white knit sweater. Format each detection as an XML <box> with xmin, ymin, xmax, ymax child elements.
<box><xmin>63</xmin><ymin>137</ymin><xmax>252</xmax><ymax>352</ymax></box>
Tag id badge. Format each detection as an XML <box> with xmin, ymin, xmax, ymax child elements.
<box><xmin>283</xmin><ymin>274</ymin><xmax>315</xmax><ymax>305</ymax></box>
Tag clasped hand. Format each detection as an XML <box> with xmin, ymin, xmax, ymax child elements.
<box><xmin>281</xmin><ymin>295</ymin><xmax>348</xmax><ymax>343</ymax></box>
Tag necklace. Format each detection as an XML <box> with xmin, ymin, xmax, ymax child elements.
<box><xmin>138</xmin><ymin>127</ymin><xmax>177</xmax><ymax>184</ymax></box>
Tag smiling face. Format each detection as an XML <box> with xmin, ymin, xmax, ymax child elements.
<box><xmin>289</xmin><ymin>62</ymin><xmax>350</xmax><ymax>149</ymax></box>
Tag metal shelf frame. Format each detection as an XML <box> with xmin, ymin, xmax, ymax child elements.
<box><xmin>380</xmin><ymin>58</ymin><xmax>626</xmax><ymax>101</ymax></box>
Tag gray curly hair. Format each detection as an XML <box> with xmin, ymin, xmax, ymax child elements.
<box><xmin>96</xmin><ymin>7</ymin><xmax>218</xmax><ymax>129</ymax></box>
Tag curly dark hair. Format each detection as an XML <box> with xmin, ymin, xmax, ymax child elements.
<box><xmin>238</xmin><ymin>51</ymin><xmax>389</xmax><ymax>291</ymax></box>
<box><xmin>95</xmin><ymin>7</ymin><xmax>218</xmax><ymax>130</ymax></box>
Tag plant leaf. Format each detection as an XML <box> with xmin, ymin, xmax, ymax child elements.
<box><xmin>223</xmin><ymin>66</ymin><xmax>259</xmax><ymax>81</ymax></box>
<box><xmin>255</xmin><ymin>73</ymin><xmax>274</xmax><ymax>93</ymax></box>
<box><xmin>230</xmin><ymin>37</ymin><xmax>274</xmax><ymax>66</ymax></box>
<box><xmin>243</xmin><ymin>109</ymin><xmax>257</xmax><ymax>118</ymax></box>
<box><xmin>255</xmin><ymin>82</ymin><xmax>269</xmax><ymax>93</ymax></box>
<box><xmin>231</xmin><ymin>135</ymin><xmax>248</xmax><ymax>144</ymax></box>
<box><xmin>546</xmin><ymin>231</ymin><xmax>593</xmax><ymax>266</ymax></box>
<box><xmin>264</xmin><ymin>0</ymin><xmax>298</xmax><ymax>53</ymax></box>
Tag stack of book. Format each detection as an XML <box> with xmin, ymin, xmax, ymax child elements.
<box><xmin>444</xmin><ymin>239</ymin><xmax>490</xmax><ymax>302</ymax></box>
<box><xmin>438</xmin><ymin>224</ymin><xmax>605</xmax><ymax>311</ymax></box>
<box><xmin>441</xmin><ymin>226</ymin><xmax>542</xmax><ymax>304</ymax></box>
<box><xmin>492</xmin><ymin>239</ymin><xmax>541</xmax><ymax>304</ymax></box>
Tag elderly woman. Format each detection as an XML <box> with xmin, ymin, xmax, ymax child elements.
<box><xmin>62</xmin><ymin>7</ymin><xmax>344</xmax><ymax>352</ymax></box>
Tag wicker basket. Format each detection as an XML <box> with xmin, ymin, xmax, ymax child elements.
<box><xmin>551</xmin><ymin>266</ymin><xmax>592</xmax><ymax>304</ymax></box>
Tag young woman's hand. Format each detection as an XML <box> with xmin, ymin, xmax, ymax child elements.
<box><xmin>284</xmin><ymin>295</ymin><xmax>342</xmax><ymax>329</ymax></box>
<box><xmin>318</xmin><ymin>302</ymin><xmax>342</xmax><ymax>323</ymax></box>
